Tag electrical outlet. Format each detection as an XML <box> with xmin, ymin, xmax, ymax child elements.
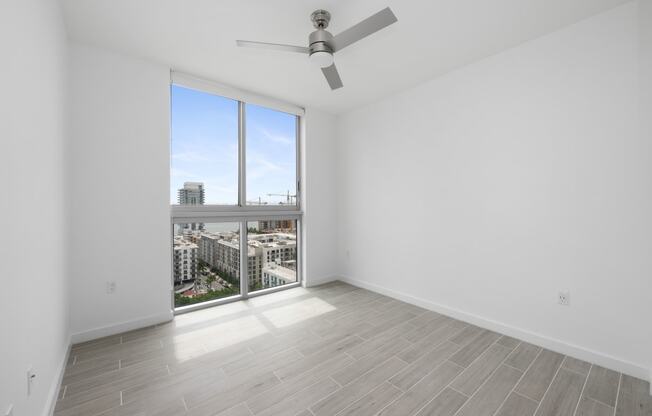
<box><xmin>558</xmin><ymin>291</ymin><xmax>570</xmax><ymax>306</ymax></box>
<box><xmin>106</xmin><ymin>281</ymin><xmax>116</xmax><ymax>294</ymax></box>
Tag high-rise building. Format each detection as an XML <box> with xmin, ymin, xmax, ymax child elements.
<box><xmin>173</xmin><ymin>236</ymin><xmax>198</xmax><ymax>284</ymax></box>
<box><xmin>178</xmin><ymin>182</ymin><xmax>205</xmax><ymax>231</ymax></box>
<box><xmin>198</xmin><ymin>231</ymin><xmax>297</xmax><ymax>289</ymax></box>
<box><xmin>258</xmin><ymin>220</ymin><xmax>296</xmax><ymax>232</ymax></box>
<box><xmin>178</xmin><ymin>182</ymin><xmax>205</xmax><ymax>205</ymax></box>
<box><xmin>262</xmin><ymin>264</ymin><xmax>296</xmax><ymax>288</ymax></box>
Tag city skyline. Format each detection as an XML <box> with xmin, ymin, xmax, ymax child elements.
<box><xmin>173</xmin><ymin>222</ymin><xmax>298</xmax><ymax>307</ymax></box>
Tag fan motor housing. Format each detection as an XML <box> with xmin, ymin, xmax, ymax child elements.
<box><xmin>309</xmin><ymin>29</ymin><xmax>333</xmax><ymax>54</ymax></box>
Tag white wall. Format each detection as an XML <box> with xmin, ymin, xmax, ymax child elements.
<box><xmin>640</xmin><ymin>0</ymin><xmax>652</xmax><ymax>385</ymax></box>
<box><xmin>641</xmin><ymin>1</ymin><xmax>652</xmax><ymax>171</ymax></box>
<box><xmin>68</xmin><ymin>44</ymin><xmax>173</xmax><ymax>341</ymax></box>
<box><xmin>336</xmin><ymin>2</ymin><xmax>652</xmax><ymax>379</ymax></box>
<box><xmin>0</xmin><ymin>0</ymin><xmax>70</xmax><ymax>415</ymax></box>
<box><xmin>303</xmin><ymin>109</ymin><xmax>338</xmax><ymax>286</ymax></box>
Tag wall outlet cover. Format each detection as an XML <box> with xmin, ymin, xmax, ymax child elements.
<box><xmin>558</xmin><ymin>291</ymin><xmax>570</xmax><ymax>306</ymax></box>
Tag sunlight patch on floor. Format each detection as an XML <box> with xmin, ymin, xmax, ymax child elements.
<box><xmin>246</xmin><ymin>287</ymin><xmax>311</xmax><ymax>307</ymax></box>
<box><xmin>261</xmin><ymin>297</ymin><xmax>336</xmax><ymax>328</ymax></box>
<box><xmin>173</xmin><ymin>300</ymin><xmax>250</xmax><ymax>328</ymax></box>
<box><xmin>173</xmin><ymin>314</ymin><xmax>268</xmax><ymax>352</ymax></box>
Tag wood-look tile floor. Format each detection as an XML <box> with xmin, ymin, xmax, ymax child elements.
<box><xmin>56</xmin><ymin>282</ymin><xmax>651</xmax><ymax>416</ymax></box>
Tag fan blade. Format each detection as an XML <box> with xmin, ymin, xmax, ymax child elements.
<box><xmin>330</xmin><ymin>7</ymin><xmax>397</xmax><ymax>52</ymax></box>
<box><xmin>321</xmin><ymin>63</ymin><xmax>343</xmax><ymax>90</ymax></box>
<box><xmin>236</xmin><ymin>40</ymin><xmax>309</xmax><ymax>54</ymax></box>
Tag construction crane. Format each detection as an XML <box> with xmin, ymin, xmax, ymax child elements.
<box><xmin>267</xmin><ymin>190</ymin><xmax>297</xmax><ymax>205</ymax></box>
<box><xmin>246</xmin><ymin>197</ymin><xmax>268</xmax><ymax>205</ymax></box>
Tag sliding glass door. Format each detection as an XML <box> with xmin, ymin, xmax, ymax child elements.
<box><xmin>170</xmin><ymin>74</ymin><xmax>303</xmax><ymax>312</ymax></box>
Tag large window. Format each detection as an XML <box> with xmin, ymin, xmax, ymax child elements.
<box><xmin>170</xmin><ymin>73</ymin><xmax>302</xmax><ymax>312</ymax></box>
<box><xmin>171</xmin><ymin>86</ymin><xmax>239</xmax><ymax>205</ymax></box>
<box><xmin>247</xmin><ymin>220</ymin><xmax>298</xmax><ymax>292</ymax></box>
<box><xmin>245</xmin><ymin>104</ymin><xmax>297</xmax><ymax>206</ymax></box>
<box><xmin>173</xmin><ymin>222</ymin><xmax>240</xmax><ymax>308</ymax></box>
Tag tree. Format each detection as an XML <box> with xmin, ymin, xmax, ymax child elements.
<box><xmin>174</xmin><ymin>286</ymin><xmax>239</xmax><ymax>307</ymax></box>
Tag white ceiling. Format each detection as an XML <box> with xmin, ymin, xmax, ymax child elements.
<box><xmin>61</xmin><ymin>0</ymin><xmax>630</xmax><ymax>114</ymax></box>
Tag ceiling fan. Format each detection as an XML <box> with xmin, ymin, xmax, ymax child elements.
<box><xmin>236</xmin><ymin>7</ymin><xmax>398</xmax><ymax>90</ymax></box>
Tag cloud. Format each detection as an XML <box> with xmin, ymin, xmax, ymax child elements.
<box><xmin>171</xmin><ymin>168</ymin><xmax>198</xmax><ymax>178</ymax></box>
<box><xmin>247</xmin><ymin>155</ymin><xmax>284</xmax><ymax>180</ymax></box>
<box><xmin>257</xmin><ymin>127</ymin><xmax>293</xmax><ymax>145</ymax></box>
<box><xmin>171</xmin><ymin>151</ymin><xmax>211</xmax><ymax>163</ymax></box>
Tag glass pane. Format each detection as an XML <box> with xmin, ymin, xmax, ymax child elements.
<box><xmin>247</xmin><ymin>220</ymin><xmax>298</xmax><ymax>292</ymax></box>
<box><xmin>173</xmin><ymin>222</ymin><xmax>241</xmax><ymax>308</ymax></box>
<box><xmin>171</xmin><ymin>85</ymin><xmax>239</xmax><ymax>205</ymax></box>
<box><xmin>245</xmin><ymin>104</ymin><xmax>297</xmax><ymax>206</ymax></box>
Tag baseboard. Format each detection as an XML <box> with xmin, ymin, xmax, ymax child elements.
<box><xmin>70</xmin><ymin>311</ymin><xmax>173</xmax><ymax>344</ymax></box>
<box><xmin>44</xmin><ymin>336</ymin><xmax>71</xmax><ymax>416</ymax></box>
<box><xmin>305</xmin><ymin>275</ymin><xmax>339</xmax><ymax>288</ymax></box>
<box><xmin>339</xmin><ymin>276</ymin><xmax>651</xmax><ymax>383</ymax></box>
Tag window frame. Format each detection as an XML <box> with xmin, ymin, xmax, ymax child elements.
<box><xmin>171</xmin><ymin>71</ymin><xmax>303</xmax><ymax>213</ymax></box>
<box><xmin>170</xmin><ymin>72</ymin><xmax>304</xmax><ymax>314</ymax></box>
<box><xmin>171</xmin><ymin>215</ymin><xmax>302</xmax><ymax>314</ymax></box>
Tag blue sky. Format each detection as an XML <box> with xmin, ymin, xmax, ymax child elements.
<box><xmin>170</xmin><ymin>85</ymin><xmax>296</xmax><ymax>205</ymax></box>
